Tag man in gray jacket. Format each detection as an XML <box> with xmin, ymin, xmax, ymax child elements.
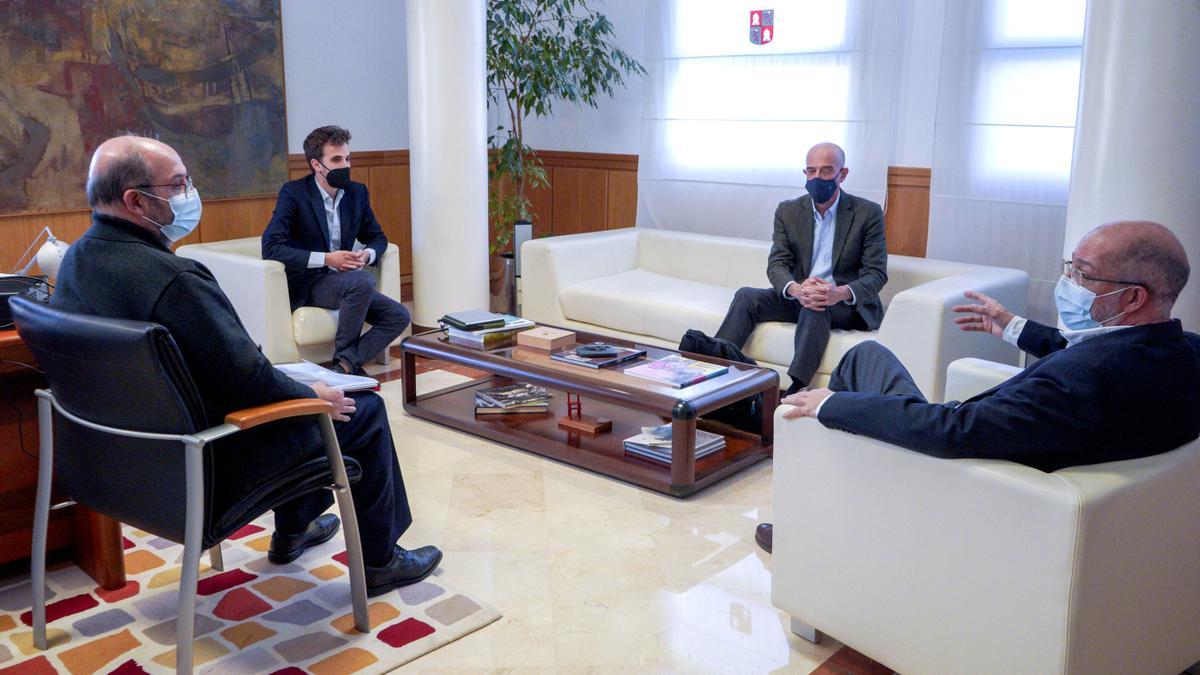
<box><xmin>716</xmin><ymin>142</ymin><xmax>888</xmax><ymax>394</ymax></box>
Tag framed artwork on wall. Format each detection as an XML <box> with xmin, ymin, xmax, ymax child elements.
<box><xmin>0</xmin><ymin>0</ymin><xmax>287</xmax><ymax>214</ymax></box>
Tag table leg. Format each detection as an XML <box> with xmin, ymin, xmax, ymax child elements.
<box><xmin>71</xmin><ymin>505</ymin><xmax>125</xmax><ymax>590</ymax></box>
<box><xmin>762</xmin><ymin>381</ymin><xmax>779</xmax><ymax>449</ymax></box>
<box><xmin>403</xmin><ymin>349</ymin><xmax>417</xmax><ymax>404</ymax></box>
<box><xmin>670</xmin><ymin>401</ymin><xmax>698</xmax><ymax>489</ymax></box>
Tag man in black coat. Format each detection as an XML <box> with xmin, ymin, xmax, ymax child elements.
<box><xmin>52</xmin><ymin>134</ymin><xmax>440</xmax><ymax>596</ymax></box>
<box><xmin>261</xmin><ymin>125</ymin><xmax>409</xmax><ymax>375</ymax></box>
<box><xmin>715</xmin><ymin>142</ymin><xmax>887</xmax><ymax>395</ymax></box>
<box><xmin>755</xmin><ymin>220</ymin><xmax>1199</xmax><ymax>553</ymax></box>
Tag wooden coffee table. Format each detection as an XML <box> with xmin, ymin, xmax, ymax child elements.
<box><xmin>401</xmin><ymin>327</ymin><xmax>779</xmax><ymax>496</ymax></box>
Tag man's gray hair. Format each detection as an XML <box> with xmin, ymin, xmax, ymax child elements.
<box><xmin>86</xmin><ymin>144</ymin><xmax>154</xmax><ymax>207</ymax></box>
<box><xmin>1109</xmin><ymin>233</ymin><xmax>1191</xmax><ymax>308</ymax></box>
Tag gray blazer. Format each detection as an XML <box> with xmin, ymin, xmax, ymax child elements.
<box><xmin>766</xmin><ymin>190</ymin><xmax>888</xmax><ymax>329</ymax></box>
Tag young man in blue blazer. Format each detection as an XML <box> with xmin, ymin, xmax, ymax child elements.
<box><xmin>262</xmin><ymin>125</ymin><xmax>409</xmax><ymax>375</ymax></box>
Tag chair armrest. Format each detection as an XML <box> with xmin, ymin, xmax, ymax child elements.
<box><xmin>176</xmin><ymin>242</ymin><xmax>299</xmax><ymax>363</ymax></box>
<box><xmin>876</xmin><ymin>266</ymin><xmax>1028</xmax><ymax>402</ymax></box>
<box><xmin>225</xmin><ymin>398</ymin><xmax>333</xmax><ymax>430</ymax></box>
<box><xmin>377</xmin><ymin>243</ymin><xmax>402</xmax><ymax>303</ymax></box>
<box><xmin>944</xmin><ymin>357</ymin><xmax>1022</xmax><ymax>401</ymax></box>
<box><xmin>771</xmin><ymin>412</ymin><xmax>1081</xmax><ymax>674</ymax></box>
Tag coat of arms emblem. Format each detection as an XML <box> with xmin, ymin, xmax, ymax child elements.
<box><xmin>750</xmin><ymin>9</ymin><xmax>774</xmax><ymax>45</ymax></box>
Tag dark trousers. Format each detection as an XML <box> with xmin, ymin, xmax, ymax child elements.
<box><xmin>828</xmin><ymin>340</ymin><xmax>927</xmax><ymax>401</ymax></box>
<box><xmin>305</xmin><ymin>269</ymin><xmax>410</xmax><ymax>370</ymax></box>
<box><xmin>715</xmin><ymin>286</ymin><xmax>867</xmax><ymax>387</ymax></box>
<box><xmin>273</xmin><ymin>391</ymin><xmax>412</xmax><ymax>566</ymax></box>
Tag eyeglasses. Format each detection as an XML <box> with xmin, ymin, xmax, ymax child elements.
<box><xmin>1062</xmin><ymin>259</ymin><xmax>1141</xmax><ymax>287</ymax></box>
<box><xmin>803</xmin><ymin>166</ymin><xmax>841</xmax><ymax>180</ymax></box>
<box><xmin>136</xmin><ymin>176</ymin><xmax>194</xmax><ymax>198</ymax></box>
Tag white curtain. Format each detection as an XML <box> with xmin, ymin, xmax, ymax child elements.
<box><xmin>637</xmin><ymin>0</ymin><xmax>907</xmax><ymax>240</ymax></box>
<box><xmin>926</xmin><ymin>0</ymin><xmax>1086</xmax><ymax>323</ymax></box>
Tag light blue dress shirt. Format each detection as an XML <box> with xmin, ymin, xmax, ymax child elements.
<box><xmin>307</xmin><ymin>175</ymin><xmax>375</xmax><ymax>270</ymax></box>
<box><xmin>782</xmin><ymin>194</ymin><xmax>854</xmax><ymax>304</ymax></box>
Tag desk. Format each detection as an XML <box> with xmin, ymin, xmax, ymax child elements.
<box><xmin>0</xmin><ymin>330</ymin><xmax>126</xmax><ymax>589</ymax></box>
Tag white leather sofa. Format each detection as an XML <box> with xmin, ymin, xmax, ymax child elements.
<box><xmin>176</xmin><ymin>237</ymin><xmax>402</xmax><ymax>364</ymax></box>
<box><xmin>772</xmin><ymin>358</ymin><xmax>1200</xmax><ymax>675</ymax></box>
<box><xmin>521</xmin><ymin>228</ymin><xmax>1029</xmax><ymax>401</ymax></box>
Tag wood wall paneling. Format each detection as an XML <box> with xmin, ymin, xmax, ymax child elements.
<box><xmin>884</xmin><ymin>166</ymin><xmax>931</xmax><ymax>258</ymax></box>
<box><xmin>1</xmin><ymin>150</ymin><xmax>931</xmax><ymax>297</ymax></box>
<box><xmin>606</xmin><ymin>171</ymin><xmax>638</xmax><ymax>230</ymax></box>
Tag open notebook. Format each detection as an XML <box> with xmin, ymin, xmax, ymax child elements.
<box><xmin>275</xmin><ymin>360</ymin><xmax>380</xmax><ymax>392</ymax></box>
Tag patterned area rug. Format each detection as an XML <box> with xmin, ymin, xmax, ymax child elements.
<box><xmin>0</xmin><ymin>515</ymin><xmax>499</xmax><ymax>674</ymax></box>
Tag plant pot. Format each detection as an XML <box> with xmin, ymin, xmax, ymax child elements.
<box><xmin>489</xmin><ymin>252</ymin><xmax>516</xmax><ymax>315</ymax></box>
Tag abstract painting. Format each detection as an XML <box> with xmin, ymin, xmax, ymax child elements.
<box><xmin>0</xmin><ymin>0</ymin><xmax>287</xmax><ymax>213</ymax></box>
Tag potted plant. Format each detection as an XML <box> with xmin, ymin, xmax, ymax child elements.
<box><xmin>486</xmin><ymin>0</ymin><xmax>645</xmax><ymax>312</ymax></box>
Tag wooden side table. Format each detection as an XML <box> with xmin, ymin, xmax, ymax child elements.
<box><xmin>0</xmin><ymin>329</ymin><xmax>126</xmax><ymax>589</ymax></box>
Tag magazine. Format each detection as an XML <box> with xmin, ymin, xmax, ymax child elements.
<box><xmin>623</xmin><ymin>354</ymin><xmax>728</xmax><ymax>388</ymax></box>
<box><xmin>475</xmin><ymin>382</ymin><xmax>553</xmax><ymax>408</ymax></box>
<box><xmin>622</xmin><ymin>425</ymin><xmax>726</xmax><ymax>463</ymax></box>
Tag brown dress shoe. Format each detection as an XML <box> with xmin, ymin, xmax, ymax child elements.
<box><xmin>755</xmin><ymin>522</ymin><xmax>773</xmax><ymax>554</ymax></box>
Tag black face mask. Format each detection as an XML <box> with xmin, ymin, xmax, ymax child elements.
<box><xmin>805</xmin><ymin>176</ymin><xmax>839</xmax><ymax>205</ymax></box>
<box><xmin>319</xmin><ymin>162</ymin><xmax>351</xmax><ymax>190</ymax></box>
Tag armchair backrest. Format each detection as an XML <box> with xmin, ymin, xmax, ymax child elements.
<box><xmin>10</xmin><ymin>296</ymin><xmax>206</xmax><ymax>540</ymax></box>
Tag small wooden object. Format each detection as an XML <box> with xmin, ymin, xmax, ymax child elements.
<box><xmin>517</xmin><ymin>326</ymin><xmax>576</xmax><ymax>351</ymax></box>
<box><xmin>557</xmin><ymin>392</ymin><xmax>612</xmax><ymax>435</ymax></box>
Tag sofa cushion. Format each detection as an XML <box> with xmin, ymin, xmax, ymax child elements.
<box><xmin>560</xmin><ymin>269</ymin><xmax>733</xmax><ymax>343</ymax></box>
<box><xmin>743</xmin><ymin>323</ymin><xmax>878</xmax><ymax>378</ymax></box>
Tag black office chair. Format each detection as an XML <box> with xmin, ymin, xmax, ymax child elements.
<box><xmin>9</xmin><ymin>296</ymin><xmax>371</xmax><ymax>674</ymax></box>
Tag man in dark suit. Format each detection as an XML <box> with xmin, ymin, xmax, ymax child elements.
<box><xmin>715</xmin><ymin>142</ymin><xmax>887</xmax><ymax>395</ymax></box>
<box><xmin>262</xmin><ymin>125</ymin><xmax>409</xmax><ymax>375</ymax></box>
<box><xmin>52</xmin><ymin>134</ymin><xmax>441</xmax><ymax>596</ymax></box>
<box><xmin>754</xmin><ymin>220</ymin><xmax>1199</xmax><ymax>553</ymax></box>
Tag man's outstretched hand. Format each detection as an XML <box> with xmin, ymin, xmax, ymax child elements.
<box><xmin>952</xmin><ymin>290</ymin><xmax>1013</xmax><ymax>338</ymax></box>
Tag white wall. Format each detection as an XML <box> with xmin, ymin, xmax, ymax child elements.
<box><xmin>492</xmin><ymin>0</ymin><xmax>648</xmax><ymax>154</ymax></box>
<box><xmin>281</xmin><ymin>0</ymin><xmax>409</xmax><ymax>153</ymax></box>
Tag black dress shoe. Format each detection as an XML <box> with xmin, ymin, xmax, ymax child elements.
<box><xmin>755</xmin><ymin>522</ymin><xmax>773</xmax><ymax>554</ymax></box>
<box><xmin>268</xmin><ymin>514</ymin><xmax>341</xmax><ymax>564</ymax></box>
<box><xmin>365</xmin><ymin>545</ymin><xmax>444</xmax><ymax>597</ymax></box>
<box><xmin>783</xmin><ymin>380</ymin><xmax>810</xmax><ymax>397</ymax></box>
<box><xmin>330</xmin><ymin>360</ymin><xmax>369</xmax><ymax>377</ymax></box>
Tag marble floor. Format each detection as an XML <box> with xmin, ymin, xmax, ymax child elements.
<box><xmin>369</xmin><ymin>366</ymin><xmax>876</xmax><ymax>674</ymax></box>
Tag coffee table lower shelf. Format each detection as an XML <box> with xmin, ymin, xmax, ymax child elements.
<box><xmin>404</xmin><ymin>376</ymin><xmax>772</xmax><ymax>497</ymax></box>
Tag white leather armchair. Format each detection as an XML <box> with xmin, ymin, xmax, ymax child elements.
<box><xmin>772</xmin><ymin>358</ymin><xmax>1200</xmax><ymax>675</ymax></box>
<box><xmin>176</xmin><ymin>237</ymin><xmax>402</xmax><ymax>364</ymax></box>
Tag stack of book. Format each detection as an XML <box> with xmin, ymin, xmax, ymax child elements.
<box><xmin>622</xmin><ymin>424</ymin><xmax>725</xmax><ymax>463</ymax></box>
<box><xmin>447</xmin><ymin>314</ymin><xmax>535</xmax><ymax>350</ymax></box>
<box><xmin>474</xmin><ymin>382</ymin><xmax>553</xmax><ymax>415</ymax></box>
<box><xmin>623</xmin><ymin>354</ymin><xmax>728</xmax><ymax>388</ymax></box>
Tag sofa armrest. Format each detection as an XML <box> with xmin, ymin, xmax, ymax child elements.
<box><xmin>876</xmin><ymin>267</ymin><xmax>1028</xmax><ymax>402</ymax></box>
<box><xmin>944</xmin><ymin>357</ymin><xmax>1021</xmax><ymax>401</ymax></box>
<box><xmin>176</xmin><ymin>242</ymin><xmax>299</xmax><ymax>363</ymax></box>
<box><xmin>772</xmin><ymin>412</ymin><xmax>1080</xmax><ymax>674</ymax></box>
<box><xmin>520</xmin><ymin>229</ymin><xmax>640</xmax><ymax>324</ymax></box>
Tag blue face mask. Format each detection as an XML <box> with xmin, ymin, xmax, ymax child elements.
<box><xmin>1054</xmin><ymin>275</ymin><xmax>1129</xmax><ymax>330</ymax></box>
<box><xmin>139</xmin><ymin>188</ymin><xmax>203</xmax><ymax>243</ymax></box>
<box><xmin>805</xmin><ymin>176</ymin><xmax>839</xmax><ymax>205</ymax></box>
